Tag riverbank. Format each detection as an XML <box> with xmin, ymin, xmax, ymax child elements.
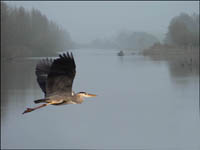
<box><xmin>142</xmin><ymin>44</ymin><xmax>199</xmax><ymax>76</ymax></box>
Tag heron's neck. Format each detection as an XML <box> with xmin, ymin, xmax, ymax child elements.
<box><xmin>74</xmin><ymin>95</ymin><xmax>84</xmax><ymax>104</ymax></box>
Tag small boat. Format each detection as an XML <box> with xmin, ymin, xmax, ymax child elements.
<box><xmin>118</xmin><ymin>50</ymin><xmax>124</xmax><ymax>56</ymax></box>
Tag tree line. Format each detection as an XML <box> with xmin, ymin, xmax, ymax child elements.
<box><xmin>1</xmin><ymin>2</ymin><xmax>75</xmax><ymax>57</ymax></box>
<box><xmin>165</xmin><ymin>12</ymin><xmax>199</xmax><ymax>48</ymax></box>
<box><xmin>88</xmin><ymin>31</ymin><xmax>158</xmax><ymax>50</ymax></box>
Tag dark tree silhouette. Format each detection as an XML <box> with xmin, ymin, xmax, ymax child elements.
<box><xmin>165</xmin><ymin>13</ymin><xmax>199</xmax><ymax>47</ymax></box>
<box><xmin>1</xmin><ymin>2</ymin><xmax>75</xmax><ymax>58</ymax></box>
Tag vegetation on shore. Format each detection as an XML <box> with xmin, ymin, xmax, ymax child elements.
<box><xmin>1</xmin><ymin>2</ymin><xmax>75</xmax><ymax>59</ymax></box>
<box><xmin>87</xmin><ymin>31</ymin><xmax>158</xmax><ymax>51</ymax></box>
<box><xmin>142</xmin><ymin>12</ymin><xmax>199</xmax><ymax>76</ymax></box>
<box><xmin>143</xmin><ymin>12</ymin><xmax>199</xmax><ymax>56</ymax></box>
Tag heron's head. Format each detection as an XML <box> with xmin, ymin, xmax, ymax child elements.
<box><xmin>77</xmin><ymin>92</ymin><xmax>97</xmax><ymax>98</ymax></box>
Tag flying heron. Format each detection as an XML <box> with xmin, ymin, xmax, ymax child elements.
<box><xmin>22</xmin><ymin>52</ymin><xmax>97</xmax><ymax>114</ymax></box>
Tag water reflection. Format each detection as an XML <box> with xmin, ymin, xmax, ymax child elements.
<box><xmin>142</xmin><ymin>52</ymin><xmax>199</xmax><ymax>78</ymax></box>
<box><xmin>1</xmin><ymin>59</ymin><xmax>42</xmax><ymax>118</ymax></box>
<box><xmin>167</xmin><ymin>57</ymin><xmax>199</xmax><ymax>78</ymax></box>
<box><xmin>1</xmin><ymin>49</ymin><xmax>199</xmax><ymax>149</ymax></box>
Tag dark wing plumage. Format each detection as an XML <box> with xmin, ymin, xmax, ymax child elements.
<box><xmin>35</xmin><ymin>58</ymin><xmax>54</xmax><ymax>95</ymax></box>
<box><xmin>46</xmin><ymin>52</ymin><xmax>76</xmax><ymax>96</ymax></box>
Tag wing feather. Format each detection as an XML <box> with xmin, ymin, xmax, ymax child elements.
<box><xmin>35</xmin><ymin>58</ymin><xmax>54</xmax><ymax>95</ymax></box>
<box><xmin>46</xmin><ymin>52</ymin><xmax>76</xmax><ymax>96</ymax></box>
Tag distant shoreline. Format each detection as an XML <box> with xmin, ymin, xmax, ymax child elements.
<box><xmin>142</xmin><ymin>44</ymin><xmax>199</xmax><ymax>58</ymax></box>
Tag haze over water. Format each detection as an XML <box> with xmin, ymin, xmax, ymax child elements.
<box><xmin>1</xmin><ymin>1</ymin><xmax>199</xmax><ymax>149</ymax></box>
<box><xmin>6</xmin><ymin>1</ymin><xmax>199</xmax><ymax>43</ymax></box>
<box><xmin>1</xmin><ymin>49</ymin><xmax>199</xmax><ymax>149</ymax></box>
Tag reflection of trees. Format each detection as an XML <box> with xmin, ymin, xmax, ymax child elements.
<box><xmin>1</xmin><ymin>60</ymin><xmax>37</xmax><ymax>91</ymax></box>
<box><xmin>145</xmin><ymin>52</ymin><xmax>199</xmax><ymax>78</ymax></box>
<box><xmin>1</xmin><ymin>59</ymin><xmax>42</xmax><ymax>119</ymax></box>
<box><xmin>167</xmin><ymin>55</ymin><xmax>199</xmax><ymax>78</ymax></box>
<box><xmin>163</xmin><ymin>54</ymin><xmax>199</xmax><ymax>115</ymax></box>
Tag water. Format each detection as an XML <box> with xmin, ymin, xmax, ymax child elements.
<box><xmin>1</xmin><ymin>49</ymin><xmax>199</xmax><ymax>149</ymax></box>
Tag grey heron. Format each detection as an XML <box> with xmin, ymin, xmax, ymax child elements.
<box><xmin>22</xmin><ymin>52</ymin><xmax>96</xmax><ymax>114</ymax></box>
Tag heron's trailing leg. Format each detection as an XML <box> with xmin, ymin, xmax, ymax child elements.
<box><xmin>22</xmin><ymin>103</ymin><xmax>51</xmax><ymax>114</ymax></box>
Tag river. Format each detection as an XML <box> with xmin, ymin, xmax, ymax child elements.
<box><xmin>1</xmin><ymin>49</ymin><xmax>199</xmax><ymax>149</ymax></box>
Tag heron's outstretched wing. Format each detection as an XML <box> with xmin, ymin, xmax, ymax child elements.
<box><xmin>46</xmin><ymin>52</ymin><xmax>76</xmax><ymax>96</ymax></box>
<box><xmin>35</xmin><ymin>58</ymin><xmax>54</xmax><ymax>95</ymax></box>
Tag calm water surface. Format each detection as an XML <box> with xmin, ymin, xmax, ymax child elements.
<box><xmin>1</xmin><ymin>49</ymin><xmax>199</xmax><ymax>149</ymax></box>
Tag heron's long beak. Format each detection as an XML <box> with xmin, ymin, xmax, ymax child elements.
<box><xmin>87</xmin><ymin>93</ymin><xmax>97</xmax><ymax>97</ymax></box>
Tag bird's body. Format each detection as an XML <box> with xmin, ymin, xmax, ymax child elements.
<box><xmin>22</xmin><ymin>52</ymin><xmax>96</xmax><ymax>114</ymax></box>
<box><xmin>34</xmin><ymin>93</ymin><xmax>84</xmax><ymax>105</ymax></box>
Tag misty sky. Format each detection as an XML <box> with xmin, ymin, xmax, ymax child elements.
<box><xmin>6</xmin><ymin>1</ymin><xmax>199</xmax><ymax>43</ymax></box>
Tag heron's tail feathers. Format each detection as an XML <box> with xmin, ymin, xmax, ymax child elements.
<box><xmin>34</xmin><ymin>98</ymin><xmax>49</xmax><ymax>104</ymax></box>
